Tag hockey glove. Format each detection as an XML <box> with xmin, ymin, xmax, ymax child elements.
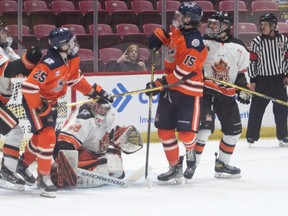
<box><xmin>145</xmin><ymin>76</ymin><xmax>168</xmax><ymax>96</ymax></box>
<box><xmin>90</xmin><ymin>83</ymin><xmax>114</xmax><ymax>104</ymax></box>
<box><xmin>236</xmin><ymin>90</ymin><xmax>252</xmax><ymax>104</ymax></box>
<box><xmin>36</xmin><ymin>98</ymin><xmax>52</xmax><ymax>118</ymax></box>
<box><xmin>22</xmin><ymin>46</ymin><xmax>42</xmax><ymax>70</ymax></box>
<box><xmin>148</xmin><ymin>28</ymin><xmax>170</xmax><ymax>51</ymax></box>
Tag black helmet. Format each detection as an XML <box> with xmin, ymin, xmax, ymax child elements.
<box><xmin>259</xmin><ymin>13</ymin><xmax>278</xmax><ymax>26</ymax></box>
<box><xmin>211</xmin><ymin>11</ymin><xmax>234</xmax><ymax>28</ymax></box>
<box><xmin>178</xmin><ymin>2</ymin><xmax>203</xmax><ymax>23</ymax></box>
<box><xmin>48</xmin><ymin>27</ymin><xmax>79</xmax><ymax>55</ymax></box>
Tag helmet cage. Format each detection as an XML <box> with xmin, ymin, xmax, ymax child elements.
<box><xmin>206</xmin><ymin>12</ymin><xmax>233</xmax><ymax>38</ymax></box>
<box><xmin>87</xmin><ymin>102</ymin><xmax>111</xmax><ymax>117</ymax></box>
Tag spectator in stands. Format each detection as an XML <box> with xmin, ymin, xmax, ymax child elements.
<box><xmin>108</xmin><ymin>44</ymin><xmax>147</xmax><ymax>72</ymax></box>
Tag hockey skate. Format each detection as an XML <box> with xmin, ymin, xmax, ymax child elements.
<box><xmin>279</xmin><ymin>137</ymin><xmax>288</xmax><ymax>147</ymax></box>
<box><xmin>16</xmin><ymin>157</ymin><xmax>36</xmax><ymax>185</ymax></box>
<box><xmin>183</xmin><ymin>150</ymin><xmax>197</xmax><ymax>183</ymax></box>
<box><xmin>157</xmin><ymin>156</ymin><xmax>183</xmax><ymax>185</ymax></box>
<box><xmin>247</xmin><ymin>138</ymin><xmax>255</xmax><ymax>148</ymax></box>
<box><xmin>214</xmin><ymin>153</ymin><xmax>241</xmax><ymax>179</ymax></box>
<box><xmin>0</xmin><ymin>163</ymin><xmax>25</xmax><ymax>191</ymax></box>
<box><xmin>37</xmin><ymin>174</ymin><xmax>57</xmax><ymax>198</ymax></box>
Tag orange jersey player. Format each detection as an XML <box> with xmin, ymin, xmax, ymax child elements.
<box><xmin>0</xmin><ymin>27</ymin><xmax>42</xmax><ymax>191</ymax></box>
<box><xmin>17</xmin><ymin>27</ymin><xmax>113</xmax><ymax>198</ymax></box>
<box><xmin>145</xmin><ymin>2</ymin><xmax>208</xmax><ymax>184</ymax></box>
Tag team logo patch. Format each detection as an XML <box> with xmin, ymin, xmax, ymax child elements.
<box><xmin>191</xmin><ymin>39</ymin><xmax>200</xmax><ymax>47</ymax></box>
<box><xmin>205</xmin><ymin>114</ymin><xmax>212</xmax><ymax>122</ymax></box>
<box><xmin>277</xmin><ymin>42</ymin><xmax>284</xmax><ymax>49</ymax></box>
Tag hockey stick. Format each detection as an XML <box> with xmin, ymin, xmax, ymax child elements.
<box><xmin>144</xmin><ymin>50</ymin><xmax>156</xmax><ymax>187</ymax></box>
<box><xmin>205</xmin><ymin>75</ymin><xmax>288</xmax><ymax>107</ymax></box>
<box><xmin>57</xmin><ymin>72</ymin><xmax>197</xmax><ymax>109</ymax></box>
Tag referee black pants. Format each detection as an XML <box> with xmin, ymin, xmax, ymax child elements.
<box><xmin>246</xmin><ymin>75</ymin><xmax>288</xmax><ymax>141</ymax></box>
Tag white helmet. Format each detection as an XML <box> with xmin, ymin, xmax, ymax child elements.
<box><xmin>87</xmin><ymin>101</ymin><xmax>111</xmax><ymax>117</ymax></box>
<box><xmin>0</xmin><ymin>29</ymin><xmax>13</xmax><ymax>49</ymax></box>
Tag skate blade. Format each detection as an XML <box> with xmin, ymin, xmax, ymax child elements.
<box><xmin>0</xmin><ymin>179</ymin><xmax>25</xmax><ymax>191</ymax></box>
<box><xmin>158</xmin><ymin>177</ymin><xmax>182</xmax><ymax>185</ymax></box>
<box><xmin>40</xmin><ymin>189</ymin><xmax>56</xmax><ymax>198</ymax></box>
<box><xmin>214</xmin><ymin>173</ymin><xmax>241</xmax><ymax>179</ymax></box>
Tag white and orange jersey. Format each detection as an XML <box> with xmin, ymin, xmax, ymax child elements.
<box><xmin>164</xmin><ymin>26</ymin><xmax>208</xmax><ymax>97</ymax></box>
<box><xmin>203</xmin><ymin>36</ymin><xmax>249</xmax><ymax>97</ymax></box>
<box><xmin>21</xmin><ymin>49</ymin><xmax>93</xmax><ymax>108</ymax></box>
<box><xmin>57</xmin><ymin>104</ymin><xmax>115</xmax><ymax>154</ymax></box>
<box><xmin>0</xmin><ymin>46</ymin><xmax>20</xmax><ymax>104</ymax></box>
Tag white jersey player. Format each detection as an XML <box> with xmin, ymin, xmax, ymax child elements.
<box><xmin>52</xmin><ymin>100</ymin><xmax>143</xmax><ymax>188</ymax></box>
<box><xmin>0</xmin><ymin>28</ymin><xmax>42</xmax><ymax>190</ymax></box>
<box><xmin>183</xmin><ymin>11</ymin><xmax>250</xmax><ymax>181</ymax></box>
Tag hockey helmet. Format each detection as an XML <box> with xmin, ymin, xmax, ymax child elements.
<box><xmin>259</xmin><ymin>13</ymin><xmax>278</xmax><ymax>27</ymax></box>
<box><xmin>173</xmin><ymin>2</ymin><xmax>203</xmax><ymax>29</ymax></box>
<box><xmin>48</xmin><ymin>27</ymin><xmax>79</xmax><ymax>55</ymax></box>
<box><xmin>206</xmin><ymin>11</ymin><xmax>233</xmax><ymax>39</ymax></box>
<box><xmin>87</xmin><ymin>101</ymin><xmax>111</xmax><ymax>117</ymax></box>
<box><xmin>0</xmin><ymin>28</ymin><xmax>13</xmax><ymax>49</ymax></box>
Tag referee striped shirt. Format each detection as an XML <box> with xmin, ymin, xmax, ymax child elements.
<box><xmin>248</xmin><ymin>32</ymin><xmax>288</xmax><ymax>78</ymax></box>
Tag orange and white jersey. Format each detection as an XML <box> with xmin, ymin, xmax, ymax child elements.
<box><xmin>0</xmin><ymin>46</ymin><xmax>20</xmax><ymax>104</ymax></box>
<box><xmin>203</xmin><ymin>36</ymin><xmax>249</xmax><ymax>97</ymax></box>
<box><xmin>164</xmin><ymin>26</ymin><xmax>208</xmax><ymax>97</ymax></box>
<box><xmin>21</xmin><ymin>49</ymin><xmax>93</xmax><ymax>108</ymax></box>
<box><xmin>58</xmin><ymin>104</ymin><xmax>115</xmax><ymax>154</ymax></box>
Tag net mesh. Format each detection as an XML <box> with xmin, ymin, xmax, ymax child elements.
<box><xmin>0</xmin><ymin>78</ymin><xmax>71</xmax><ymax>151</ymax></box>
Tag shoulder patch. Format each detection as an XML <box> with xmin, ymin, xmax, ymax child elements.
<box><xmin>184</xmin><ymin>31</ymin><xmax>205</xmax><ymax>52</ymax></box>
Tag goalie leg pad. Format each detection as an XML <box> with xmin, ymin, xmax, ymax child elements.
<box><xmin>51</xmin><ymin>150</ymin><xmax>78</xmax><ymax>187</ymax></box>
<box><xmin>106</xmin><ymin>148</ymin><xmax>124</xmax><ymax>179</ymax></box>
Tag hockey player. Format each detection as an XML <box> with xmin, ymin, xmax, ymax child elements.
<box><xmin>145</xmin><ymin>2</ymin><xmax>208</xmax><ymax>183</ymax></box>
<box><xmin>0</xmin><ymin>28</ymin><xmax>42</xmax><ymax>190</ymax></box>
<box><xmin>16</xmin><ymin>27</ymin><xmax>113</xmax><ymax>197</ymax></box>
<box><xmin>51</xmin><ymin>101</ymin><xmax>143</xmax><ymax>188</ymax></box>
<box><xmin>189</xmin><ymin>12</ymin><xmax>250</xmax><ymax>180</ymax></box>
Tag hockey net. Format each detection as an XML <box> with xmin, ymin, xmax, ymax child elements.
<box><xmin>0</xmin><ymin>78</ymin><xmax>71</xmax><ymax>151</ymax></box>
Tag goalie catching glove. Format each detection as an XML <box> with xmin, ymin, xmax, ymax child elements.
<box><xmin>89</xmin><ymin>83</ymin><xmax>114</xmax><ymax>104</ymax></box>
<box><xmin>145</xmin><ymin>76</ymin><xmax>168</xmax><ymax>96</ymax></box>
<box><xmin>109</xmin><ymin>125</ymin><xmax>143</xmax><ymax>154</ymax></box>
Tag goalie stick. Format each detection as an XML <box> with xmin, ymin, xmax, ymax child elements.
<box><xmin>205</xmin><ymin>75</ymin><xmax>288</xmax><ymax>107</ymax></box>
<box><xmin>76</xmin><ymin>165</ymin><xmax>152</xmax><ymax>188</ymax></box>
<box><xmin>57</xmin><ymin>72</ymin><xmax>198</xmax><ymax>109</ymax></box>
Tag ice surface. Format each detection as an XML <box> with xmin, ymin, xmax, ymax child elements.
<box><xmin>1</xmin><ymin>138</ymin><xmax>288</xmax><ymax>216</ymax></box>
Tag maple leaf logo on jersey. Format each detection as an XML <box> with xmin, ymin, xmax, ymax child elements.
<box><xmin>211</xmin><ymin>59</ymin><xmax>230</xmax><ymax>81</ymax></box>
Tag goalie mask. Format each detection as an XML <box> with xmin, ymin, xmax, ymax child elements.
<box><xmin>0</xmin><ymin>29</ymin><xmax>13</xmax><ymax>49</ymax></box>
<box><xmin>110</xmin><ymin>125</ymin><xmax>143</xmax><ymax>154</ymax></box>
<box><xmin>206</xmin><ymin>11</ymin><xmax>233</xmax><ymax>39</ymax></box>
<box><xmin>87</xmin><ymin>101</ymin><xmax>111</xmax><ymax>117</ymax></box>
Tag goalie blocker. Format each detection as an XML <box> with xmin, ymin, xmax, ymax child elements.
<box><xmin>51</xmin><ymin>125</ymin><xmax>143</xmax><ymax>188</ymax></box>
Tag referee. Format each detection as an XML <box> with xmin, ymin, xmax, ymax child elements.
<box><xmin>246</xmin><ymin>13</ymin><xmax>288</xmax><ymax>147</ymax></box>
